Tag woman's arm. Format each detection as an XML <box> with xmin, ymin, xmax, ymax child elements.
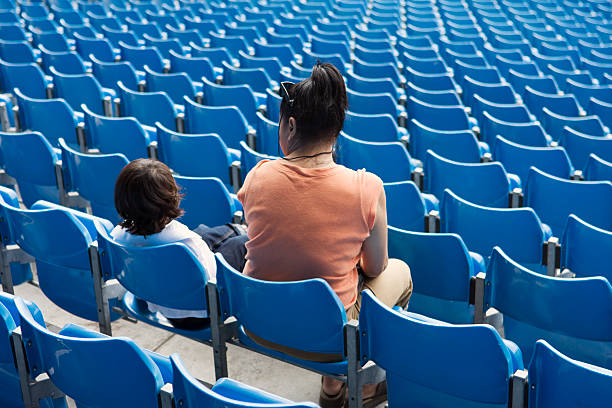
<box><xmin>359</xmin><ymin>189</ymin><xmax>389</xmax><ymax>278</ymax></box>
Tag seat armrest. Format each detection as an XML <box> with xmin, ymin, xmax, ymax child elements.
<box><xmin>230</xmin><ymin>194</ymin><xmax>243</xmax><ymax>212</ymax></box>
<box><xmin>507</xmin><ymin>173</ymin><xmax>521</xmax><ymax>190</ymax></box>
<box><xmin>422</xmin><ymin>193</ymin><xmax>439</xmax><ymax>213</ymax></box>
<box><xmin>468</xmin><ymin>251</ymin><xmax>486</xmax><ymax>274</ymax></box>
<box><xmin>503</xmin><ymin>340</ymin><xmax>524</xmax><ymax>371</ymax></box>
<box><xmin>478</xmin><ymin>141</ymin><xmax>490</xmax><ymax>156</ymax></box>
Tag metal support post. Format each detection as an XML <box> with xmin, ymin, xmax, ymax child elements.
<box><xmin>88</xmin><ymin>244</ymin><xmax>113</xmax><ymax>336</ymax></box>
<box><xmin>0</xmin><ymin>101</ymin><xmax>10</xmax><ymax>131</ymax></box>
<box><xmin>76</xmin><ymin>122</ymin><xmax>87</xmax><ymax>153</ymax></box>
<box><xmin>207</xmin><ymin>281</ymin><xmax>229</xmax><ymax>380</ymax></box>
<box><xmin>509</xmin><ymin>188</ymin><xmax>523</xmax><ymax>208</ymax></box>
<box><xmin>345</xmin><ymin>320</ymin><xmax>362</xmax><ymax>408</ymax></box>
<box><xmin>509</xmin><ymin>369</ymin><xmax>528</xmax><ymax>408</ymax></box>
<box><xmin>542</xmin><ymin>237</ymin><xmax>561</xmax><ymax>277</ymax></box>
<box><xmin>246</xmin><ymin>128</ymin><xmax>257</xmax><ymax>149</ymax></box>
<box><xmin>158</xmin><ymin>383</ymin><xmax>174</xmax><ymax>408</ymax></box>
<box><xmin>176</xmin><ymin>113</ymin><xmax>185</xmax><ymax>133</ymax></box>
<box><xmin>469</xmin><ymin>272</ymin><xmax>486</xmax><ymax>324</ymax></box>
<box><xmin>411</xmin><ymin>167</ymin><xmax>424</xmax><ymax>191</ymax></box>
<box><xmin>425</xmin><ymin>210</ymin><xmax>440</xmax><ymax>233</ymax></box>
<box><xmin>230</xmin><ymin>161</ymin><xmax>242</xmax><ymax>194</ymax></box>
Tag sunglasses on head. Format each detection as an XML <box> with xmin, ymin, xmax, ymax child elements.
<box><xmin>280</xmin><ymin>81</ymin><xmax>295</xmax><ymax>106</ymax></box>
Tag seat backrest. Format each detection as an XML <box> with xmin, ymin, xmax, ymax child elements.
<box><xmin>359</xmin><ymin>290</ymin><xmax>518</xmax><ymax>407</ymax></box>
<box><xmin>39</xmin><ymin>45</ymin><xmax>86</xmax><ymax>75</ymax></box>
<box><xmin>462</xmin><ymin>75</ymin><xmax>518</xmax><ymax>106</ymax></box>
<box><xmin>174</xmin><ymin>176</ymin><xmax>235</xmax><ymax>230</ymax></box>
<box><xmin>343</xmin><ymin>111</ymin><xmax>401</xmax><ymax>143</ymax></box>
<box><xmin>384</xmin><ymin>181</ymin><xmax>427</xmax><ymax>231</ymax></box>
<box><xmin>59</xmin><ymin>138</ymin><xmax>128</xmax><ymax>222</ymax></box>
<box><xmin>346</xmin><ymin>87</ymin><xmax>398</xmax><ymax>118</ymax></box>
<box><xmin>584</xmin><ymin>153</ymin><xmax>612</xmax><ymax>182</ymax></box>
<box><xmin>541</xmin><ymin>107</ymin><xmax>605</xmax><ymax>141</ymax></box>
<box><xmin>144</xmin><ymin>65</ymin><xmax>195</xmax><ymax>105</ymax></box>
<box><xmin>561</xmin><ymin>214</ymin><xmax>612</xmax><ymax>282</ymax></box>
<box><xmin>336</xmin><ymin>132</ymin><xmax>414</xmax><ymax>183</ymax></box>
<box><xmin>507</xmin><ymin>70</ymin><xmax>559</xmax><ymax>96</ymax></box>
<box><xmin>170</xmin><ymin>354</ymin><xmax>319</xmax><ymax>408</ymax></box>
<box><xmin>425</xmin><ymin>149</ymin><xmax>511</xmax><ymax>207</ymax></box>
<box><xmin>407</xmin><ymin>96</ymin><xmax>470</xmax><ymax>131</ymax></box>
<box><xmin>485</xmin><ymin>246</ymin><xmax>612</xmax><ymax>368</ymax></box>
<box><xmin>222</xmin><ymin>61</ymin><xmax>272</xmax><ymax>94</ymax></box>
<box><xmin>183</xmin><ymin>96</ymin><xmax>248</xmax><ymax>150</ymax></box>
<box><xmin>215</xmin><ymin>253</ymin><xmax>347</xmax><ymax>356</ymax></box>
<box><xmin>560</xmin><ymin>126</ymin><xmax>612</xmax><ymax>170</ymax></box>
<box><xmin>96</xmin><ymin>221</ymin><xmax>209</xmax><ymax>311</ymax></box>
<box><xmin>201</xmin><ymin>76</ymin><xmax>258</xmax><ymax>125</ymax></box>
<box><xmin>406</xmin><ymin>81</ymin><xmax>461</xmax><ymax>106</ymax></box>
<box><xmin>74</xmin><ymin>32</ymin><xmax>114</xmax><ymax>62</ymax></box>
<box><xmin>15</xmin><ymin>297</ymin><xmax>164</xmax><ymax>408</ymax></box>
<box><xmin>0</xmin><ymin>60</ymin><xmax>47</xmax><ymax>98</ymax></box>
<box><xmin>493</xmin><ymin>135</ymin><xmax>573</xmax><ymax>184</ymax></box>
<box><xmin>239</xmin><ymin>140</ymin><xmax>276</xmax><ymax>181</ymax></box>
<box><xmin>481</xmin><ymin>111</ymin><xmax>549</xmax><ymax>149</ymax></box>
<box><xmin>119</xmin><ymin>41</ymin><xmax>164</xmax><ymax>72</ymax></box>
<box><xmin>91</xmin><ymin>55</ymin><xmax>139</xmax><ymax>93</ymax></box>
<box><xmin>404</xmin><ymin>67</ymin><xmax>458</xmax><ymax>92</ymax></box>
<box><xmin>441</xmin><ymin>189</ymin><xmax>547</xmax><ymax>264</ymax></box>
<box><xmin>82</xmin><ymin>104</ymin><xmax>148</xmax><ymax>161</ymax></box>
<box><xmin>169</xmin><ymin>50</ymin><xmax>215</xmax><ymax>83</ymax></box>
<box><xmin>524</xmin><ymin>86</ymin><xmax>582</xmax><ymax>117</ymax></box>
<box><xmin>14</xmin><ymin>87</ymin><xmax>78</xmax><ymax>148</ymax></box>
<box><xmin>387</xmin><ymin>227</ymin><xmax>477</xmax><ymax>323</ymax></box>
<box><xmin>0</xmin><ymin>130</ymin><xmax>58</xmax><ymax>206</ymax></box>
<box><xmin>51</xmin><ymin>66</ymin><xmax>105</xmax><ymax>115</ymax></box>
<box><xmin>156</xmin><ymin>122</ymin><xmax>232</xmax><ymax>186</ymax></box>
<box><xmin>525</xmin><ymin>167</ymin><xmax>612</xmax><ymax>236</ymax></box>
<box><xmin>117</xmin><ymin>81</ymin><xmax>177</xmax><ymax>129</ymax></box>
<box><xmin>408</xmin><ymin>118</ymin><xmax>481</xmax><ymax>163</ymax></box>
<box><xmin>527</xmin><ymin>340</ymin><xmax>612</xmax><ymax>408</ymax></box>
<box><xmin>345</xmin><ymin>70</ymin><xmax>398</xmax><ymax>100</ymax></box>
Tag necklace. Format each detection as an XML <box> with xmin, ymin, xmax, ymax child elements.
<box><xmin>281</xmin><ymin>150</ymin><xmax>334</xmax><ymax>161</ymax></box>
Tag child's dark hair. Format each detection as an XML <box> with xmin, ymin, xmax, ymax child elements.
<box><xmin>280</xmin><ymin>62</ymin><xmax>348</xmax><ymax>147</ymax></box>
<box><xmin>115</xmin><ymin>159</ymin><xmax>183</xmax><ymax>236</ymax></box>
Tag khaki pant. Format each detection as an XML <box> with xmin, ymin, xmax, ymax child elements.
<box><xmin>246</xmin><ymin>258</ymin><xmax>413</xmax><ymax>362</ymax></box>
<box><xmin>346</xmin><ymin>258</ymin><xmax>413</xmax><ymax>321</ymax></box>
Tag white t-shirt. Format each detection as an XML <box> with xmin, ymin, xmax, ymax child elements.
<box><xmin>110</xmin><ymin>220</ymin><xmax>217</xmax><ymax>319</ymax></box>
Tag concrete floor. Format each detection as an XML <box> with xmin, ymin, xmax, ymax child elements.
<box><xmin>13</xmin><ymin>282</ymin><xmax>381</xmax><ymax>406</ymax></box>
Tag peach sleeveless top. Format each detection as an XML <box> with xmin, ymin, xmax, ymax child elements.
<box><xmin>237</xmin><ymin>159</ymin><xmax>383</xmax><ymax>307</ymax></box>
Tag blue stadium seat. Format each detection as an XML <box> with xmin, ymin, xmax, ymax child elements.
<box><xmin>461</xmin><ymin>76</ymin><xmax>519</xmax><ymax>107</ymax></box>
<box><xmin>565</xmin><ymin>78</ymin><xmax>612</xmax><ymax>108</ymax></box>
<box><xmin>239</xmin><ymin>140</ymin><xmax>277</xmax><ymax>180</ymax></box>
<box><xmin>588</xmin><ymin>97</ymin><xmax>612</xmax><ymax>130</ymax></box>
<box><xmin>494</xmin><ymin>55</ymin><xmax>540</xmax><ymax>77</ymax></box>
<box><xmin>90</xmin><ymin>55</ymin><xmax>141</xmax><ymax>93</ymax></box>
<box><xmin>480</xmin><ymin>111</ymin><xmax>551</xmax><ymax>149</ymax></box>
<box><xmin>524</xmin><ymin>167</ymin><xmax>612</xmax><ymax>236</ymax></box>
<box><xmin>546</xmin><ymin>65</ymin><xmax>594</xmax><ymax>93</ymax></box>
<box><xmin>170</xmin><ymin>354</ymin><xmax>319</xmax><ymax>407</ymax></box>
<box><xmin>82</xmin><ymin>104</ymin><xmax>152</xmax><ymax>160</ymax></box>
<box><xmin>237</xmin><ymin>51</ymin><xmax>282</xmax><ymax>83</ymax></box>
<box><xmin>119</xmin><ymin>41</ymin><xmax>165</xmax><ymax>73</ymax></box>
<box><xmin>584</xmin><ymin>154</ymin><xmax>612</xmax><ymax>182</ymax></box>
<box><xmin>168</xmin><ymin>50</ymin><xmax>215</xmax><ymax>83</ymax></box>
<box><xmin>253</xmin><ymin>39</ymin><xmax>295</xmax><ymax>67</ymax></box>
<box><xmin>254</xmin><ymin>111</ymin><xmax>279</xmax><ymax>157</ymax></box>
<box><xmin>14</xmin><ymin>88</ymin><xmax>79</xmax><ymax>148</ymax></box>
<box><xmin>524</xmin><ymin>86</ymin><xmax>584</xmax><ymax>119</ymax></box>
<box><xmin>143</xmin><ymin>35</ymin><xmax>184</xmax><ymax>60</ymax></box>
<box><xmin>471</xmin><ymin>94</ymin><xmax>533</xmax><ymax>125</ymax></box>
<box><xmin>209</xmin><ymin>31</ymin><xmax>250</xmax><ymax>59</ymax></box>
<box><xmin>358</xmin><ymin>290</ymin><xmax>523</xmax><ymax>407</ymax></box>
<box><xmin>174</xmin><ymin>175</ymin><xmax>239</xmax><ymax>230</ymax></box>
<box><xmin>101</xmin><ymin>26</ymin><xmax>141</xmax><ymax>48</ymax></box>
<box><xmin>406</xmin><ymin>81</ymin><xmax>462</xmax><ymax>106</ymax></box>
<box><xmin>190</xmin><ymin>43</ymin><xmax>234</xmax><ymax>68</ymax></box>
<box><xmin>345</xmin><ymin>71</ymin><xmax>401</xmax><ymax>102</ymax></box>
<box><xmin>95</xmin><ymin>223</ymin><xmax>212</xmax><ymax>341</ymax></box>
<box><xmin>0</xmin><ymin>60</ymin><xmax>50</xmax><ymax>98</ymax></box>
<box><xmin>201</xmin><ymin>76</ymin><xmax>260</xmax><ymax>126</ymax></box>
<box><xmin>183</xmin><ymin>96</ymin><xmax>251</xmax><ymax>151</ymax></box>
<box><xmin>1</xmin><ymin>199</ymin><xmax>117</xmax><ymax>322</ymax></box>
<box><xmin>117</xmin><ymin>81</ymin><xmax>178</xmax><ymax>130</ymax></box>
<box><xmin>507</xmin><ymin>70</ymin><xmax>560</xmax><ymax>96</ymax></box>
<box><xmin>346</xmin><ymin>88</ymin><xmax>404</xmax><ymax>121</ymax></box>
<box><xmin>540</xmin><ymin>107</ymin><xmax>607</xmax><ymax>141</ymax></box>
<box><xmin>311</xmin><ymin>35</ymin><xmax>351</xmax><ymax>64</ymax></box>
<box><xmin>124</xmin><ymin>17</ymin><xmax>163</xmax><ymax>40</ymax></box>
<box><xmin>353</xmin><ymin>57</ymin><xmax>404</xmax><ymax>86</ymax></box>
<box><xmin>0</xmin><ymin>131</ymin><xmax>60</xmax><ymax>206</ymax></box>
<box><xmin>424</xmin><ymin>149</ymin><xmax>519</xmax><ymax>207</ymax></box>
<box><xmin>441</xmin><ymin>189</ymin><xmax>552</xmax><ymax>269</ymax></box>
<box><xmin>50</xmin><ymin>66</ymin><xmax>113</xmax><ymax>116</ymax></box>
<box><xmin>480</xmin><ymin>246</ymin><xmax>612</xmax><ymax>368</ymax></box>
<box><xmin>0</xmin><ymin>23</ymin><xmax>29</xmax><ymax>42</ymax></box>
<box><xmin>13</xmin><ymin>296</ymin><xmax>168</xmax><ymax>407</ymax></box>
<box><xmin>402</xmin><ymin>54</ymin><xmax>450</xmax><ymax>75</ymax></box>
<box><xmin>493</xmin><ymin>136</ymin><xmax>574</xmax><ymax>184</ymax></box>
<box><xmin>73</xmin><ymin>32</ymin><xmax>115</xmax><ymax>63</ymax></box>
<box><xmin>343</xmin><ymin>111</ymin><xmax>407</xmax><ymax>143</ymax></box>
<box><xmin>384</xmin><ymin>181</ymin><xmax>438</xmax><ymax>232</ymax></box>
<box><xmin>354</xmin><ymin>44</ymin><xmax>399</xmax><ymax>66</ymax></box>
<box><xmin>144</xmin><ymin>65</ymin><xmax>200</xmax><ymax>106</ymax></box>
<box><xmin>156</xmin><ymin>122</ymin><xmax>236</xmax><ymax>190</ymax></box>
<box><xmin>336</xmin><ymin>132</ymin><xmax>417</xmax><ymax>183</ymax></box>
<box><xmin>527</xmin><ymin>340</ymin><xmax>612</xmax><ymax>408</ymax></box>
<box><xmin>408</xmin><ymin>118</ymin><xmax>488</xmax><ymax>163</ymax></box>
<box><xmin>59</xmin><ymin>138</ymin><xmax>128</xmax><ymax>222</ymax></box>
<box><xmin>561</xmin><ymin>214</ymin><xmax>612</xmax><ymax>283</ymax></box>
<box><xmin>0</xmin><ymin>292</ymin><xmax>66</xmax><ymax>408</ymax></box>
<box><xmin>0</xmin><ymin>39</ymin><xmax>38</xmax><ymax>63</ymax></box>
<box><xmin>388</xmin><ymin>227</ymin><xmax>483</xmax><ymax>323</ymax></box>
<box><xmin>222</xmin><ymin>61</ymin><xmax>274</xmax><ymax>95</ymax></box>
<box><xmin>404</xmin><ymin>67</ymin><xmax>459</xmax><ymax>92</ymax></box>
<box><xmin>559</xmin><ymin>126</ymin><xmax>612</xmax><ymax>170</ymax></box>
<box><xmin>39</xmin><ymin>45</ymin><xmax>88</xmax><ymax>75</ymax></box>
<box><xmin>407</xmin><ymin>96</ymin><xmax>476</xmax><ymax>132</ymax></box>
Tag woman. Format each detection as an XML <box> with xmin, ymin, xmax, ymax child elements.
<box><xmin>237</xmin><ymin>63</ymin><xmax>412</xmax><ymax>408</ymax></box>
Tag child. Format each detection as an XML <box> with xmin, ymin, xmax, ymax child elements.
<box><xmin>111</xmin><ymin>159</ymin><xmax>246</xmax><ymax>329</ymax></box>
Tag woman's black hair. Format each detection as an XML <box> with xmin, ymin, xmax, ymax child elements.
<box><xmin>279</xmin><ymin>62</ymin><xmax>348</xmax><ymax>148</ymax></box>
<box><xmin>115</xmin><ymin>159</ymin><xmax>184</xmax><ymax>236</ymax></box>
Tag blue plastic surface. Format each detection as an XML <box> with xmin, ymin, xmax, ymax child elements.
<box><xmin>174</xmin><ymin>176</ymin><xmax>236</xmax><ymax>229</ymax></box>
<box><xmin>343</xmin><ymin>111</ymin><xmax>406</xmax><ymax>143</ymax></box>
<box><xmin>118</xmin><ymin>81</ymin><xmax>177</xmax><ymax>130</ymax></box>
<box><xmin>584</xmin><ymin>154</ymin><xmax>612</xmax><ymax>182</ymax></box>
